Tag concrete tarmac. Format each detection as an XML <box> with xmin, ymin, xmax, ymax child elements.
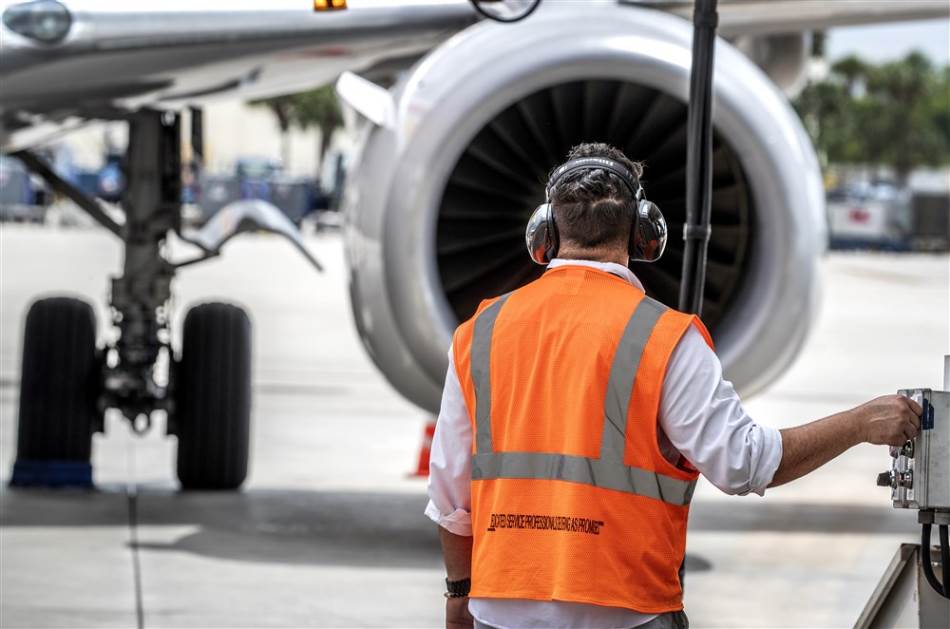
<box><xmin>1</xmin><ymin>224</ymin><xmax>947</xmax><ymax>628</ymax></box>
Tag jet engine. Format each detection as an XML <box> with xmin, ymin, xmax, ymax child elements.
<box><xmin>342</xmin><ymin>2</ymin><xmax>825</xmax><ymax>413</ymax></box>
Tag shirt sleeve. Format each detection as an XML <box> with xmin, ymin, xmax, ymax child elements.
<box><xmin>424</xmin><ymin>347</ymin><xmax>474</xmax><ymax>536</ymax></box>
<box><xmin>659</xmin><ymin>326</ymin><xmax>783</xmax><ymax>496</ymax></box>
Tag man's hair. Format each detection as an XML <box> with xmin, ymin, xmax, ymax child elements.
<box><xmin>548</xmin><ymin>143</ymin><xmax>643</xmax><ymax>250</ymax></box>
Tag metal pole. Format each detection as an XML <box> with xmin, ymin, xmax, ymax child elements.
<box><xmin>190</xmin><ymin>106</ymin><xmax>204</xmax><ymax>169</ymax></box>
<box><xmin>678</xmin><ymin>0</ymin><xmax>720</xmax><ymax>315</ymax></box>
<box><xmin>13</xmin><ymin>150</ymin><xmax>124</xmax><ymax>238</ymax></box>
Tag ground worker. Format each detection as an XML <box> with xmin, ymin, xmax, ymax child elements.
<box><xmin>424</xmin><ymin>142</ymin><xmax>923</xmax><ymax>629</ymax></box>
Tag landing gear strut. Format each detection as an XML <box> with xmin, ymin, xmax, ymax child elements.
<box><xmin>10</xmin><ymin>109</ymin><xmax>319</xmax><ymax>490</ymax></box>
<box><xmin>107</xmin><ymin>110</ymin><xmax>179</xmax><ymax>427</ymax></box>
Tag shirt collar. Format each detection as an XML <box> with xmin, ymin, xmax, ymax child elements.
<box><xmin>547</xmin><ymin>258</ymin><xmax>645</xmax><ymax>292</ymax></box>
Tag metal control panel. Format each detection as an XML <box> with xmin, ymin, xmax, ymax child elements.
<box><xmin>877</xmin><ymin>389</ymin><xmax>950</xmax><ymax>511</ymax></box>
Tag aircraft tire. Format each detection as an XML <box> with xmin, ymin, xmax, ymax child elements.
<box><xmin>12</xmin><ymin>297</ymin><xmax>100</xmax><ymax>487</ymax></box>
<box><xmin>174</xmin><ymin>302</ymin><xmax>251</xmax><ymax>491</ymax></box>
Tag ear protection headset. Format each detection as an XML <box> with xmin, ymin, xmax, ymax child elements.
<box><xmin>525</xmin><ymin>156</ymin><xmax>667</xmax><ymax>265</ymax></box>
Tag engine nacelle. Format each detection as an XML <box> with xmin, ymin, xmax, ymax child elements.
<box><xmin>342</xmin><ymin>2</ymin><xmax>825</xmax><ymax>412</ymax></box>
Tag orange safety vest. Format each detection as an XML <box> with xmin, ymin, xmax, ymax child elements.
<box><xmin>453</xmin><ymin>265</ymin><xmax>713</xmax><ymax>613</ymax></box>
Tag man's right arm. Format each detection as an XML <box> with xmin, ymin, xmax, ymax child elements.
<box><xmin>769</xmin><ymin>395</ymin><xmax>922</xmax><ymax>487</ymax></box>
<box><xmin>425</xmin><ymin>348</ymin><xmax>474</xmax><ymax>536</ymax></box>
<box><xmin>426</xmin><ymin>348</ymin><xmax>476</xmax><ymax>628</ymax></box>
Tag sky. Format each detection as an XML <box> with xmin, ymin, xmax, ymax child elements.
<box><xmin>826</xmin><ymin>18</ymin><xmax>949</xmax><ymax>64</ymax></box>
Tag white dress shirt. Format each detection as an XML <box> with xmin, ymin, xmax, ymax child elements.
<box><xmin>425</xmin><ymin>259</ymin><xmax>784</xmax><ymax>629</ymax></box>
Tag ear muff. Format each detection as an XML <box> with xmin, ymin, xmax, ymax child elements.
<box><xmin>525</xmin><ymin>202</ymin><xmax>558</xmax><ymax>265</ymax></box>
<box><xmin>630</xmin><ymin>198</ymin><xmax>667</xmax><ymax>263</ymax></box>
<box><xmin>525</xmin><ymin>156</ymin><xmax>667</xmax><ymax>265</ymax></box>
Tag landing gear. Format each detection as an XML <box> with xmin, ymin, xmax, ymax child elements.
<box><xmin>101</xmin><ymin>111</ymin><xmax>255</xmax><ymax>490</ymax></box>
<box><xmin>172</xmin><ymin>303</ymin><xmax>252</xmax><ymax>490</ymax></box>
<box><xmin>10</xmin><ymin>107</ymin><xmax>319</xmax><ymax>490</ymax></box>
<box><xmin>9</xmin><ymin>108</ymin><xmax>321</xmax><ymax>491</ymax></box>
<box><xmin>10</xmin><ymin>298</ymin><xmax>101</xmax><ymax>488</ymax></box>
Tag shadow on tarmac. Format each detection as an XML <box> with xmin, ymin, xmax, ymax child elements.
<box><xmin>0</xmin><ymin>487</ymin><xmax>441</xmax><ymax>569</ymax></box>
<box><xmin>1</xmin><ymin>488</ymin><xmax>919</xmax><ymax>569</ymax></box>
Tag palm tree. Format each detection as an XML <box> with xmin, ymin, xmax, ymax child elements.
<box><xmin>252</xmin><ymin>95</ymin><xmax>296</xmax><ymax>169</ymax></box>
<box><xmin>251</xmin><ymin>86</ymin><xmax>343</xmax><ymax>174</ymax></box>
<box><xmin>293</xmin><ymin>86</ymin><xmax>344</xmax><ymax>168</ymax></box>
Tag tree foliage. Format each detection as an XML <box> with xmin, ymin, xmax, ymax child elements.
<box><xmin>250</xmin><ymin>85</ymin><xmax>344</xmax><ymax>170</ymax></box>
<box><xmin>794</xmin><ymin>52</ymin><xmax>950</xmax><ymax>182</ymax></box>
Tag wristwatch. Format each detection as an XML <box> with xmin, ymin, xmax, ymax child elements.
<box><xmin>445</xmin><ymin>577</ymin><xmax>471</xmax><ymax>598</ymax></box>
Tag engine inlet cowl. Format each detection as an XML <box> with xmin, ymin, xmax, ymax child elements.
<box><xmin>343</xmin><ymin>3</ymin><xmax>825</xmax><ymax>412</ymax></box>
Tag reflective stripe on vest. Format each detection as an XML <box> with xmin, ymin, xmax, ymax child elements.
<box><xmin>469</xmin><ymin>294</ymin><xmax>697</xmax><ymax>507</ymax></box>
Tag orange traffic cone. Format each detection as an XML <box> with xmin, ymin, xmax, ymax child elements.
<box><xmin>410</xmin><ymin>418</ymin><xmax>437</xmax><ymax>477</ymax></box>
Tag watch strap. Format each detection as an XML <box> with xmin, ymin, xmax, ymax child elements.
<box><xmin>444</xmin><ymin>577</ymin><xmax>471</xmax><ymax>598</ymax></box>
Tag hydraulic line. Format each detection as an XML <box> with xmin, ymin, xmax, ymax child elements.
<box><xmin>941</xmin><ymin>524</ymin><xmax>950</xmax><ymax>599</ymax></box>
<box><xmin>469</xmin><ymin>0</ymin><xmax>541</xmax><ymax>23</ymax></box>
<box><xmin>921</xmin><ymin>523</ymin><xmax>949</xmax><ymax>599</ymax></box>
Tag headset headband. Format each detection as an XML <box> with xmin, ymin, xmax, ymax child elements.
<box><xmin>545</xmin><ymin>157</ymin><xmax>641</xmax><ymax>202</ymax></box>
<box><xmin>527</xmin><ymin>154</ymin><xmax>666</xmax><ymax>265</ymax></box>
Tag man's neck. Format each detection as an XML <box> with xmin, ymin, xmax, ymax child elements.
<box><xmin>555</xmin><ymin>246</ymin><xmax>629</xmax><ymax>267</ymax></box>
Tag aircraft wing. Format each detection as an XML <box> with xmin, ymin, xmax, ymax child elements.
<box><xmin>630</xmin><ymin>0</ymin><xmax>950</xmax><ymax>36</ymax></box>
<box><xmin>0</xmin><ymin>0</ymin><xmax>476</xmax><ymax>149</ymax></box>
<box><xmin>2</xmin><ymin>0</ymin><xmax>947</xmax><ymax>150</ymax></box>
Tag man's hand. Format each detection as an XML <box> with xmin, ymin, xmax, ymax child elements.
<box><xmin>770</xmin><ymin>394</ymin><xmax>923</xmax><ymax>488</ymax></box>
<box><xmin>446</xmin><ymin>596</ymin><xmax>473</xmax><ymax>629</ymax></box>
<box><xmin>855</xmin><ymin>394</ymin><xmax>922</xmax><ymax>446</ymax></box>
